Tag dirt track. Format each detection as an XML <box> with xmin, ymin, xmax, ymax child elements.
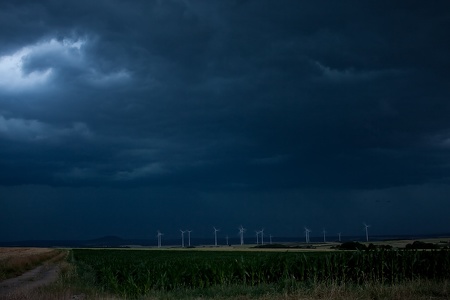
<box><xmin>0</xmin><ymin>264</ymin><xmax>60</xmax><ymax>299</ymax></box>
<box><xmin>0</xmin><ymin>249</ymin><xmax>67</xmax><ymax>300</ymax></box>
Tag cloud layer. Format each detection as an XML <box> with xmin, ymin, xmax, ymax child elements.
<box><xmin>1</xmin><ymin>0</ymin><xmax>450</xmax><ymax>240</ymax></box>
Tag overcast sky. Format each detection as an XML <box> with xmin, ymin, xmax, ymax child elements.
<box><xmin>1</xmin><ymin>0</ymin><xmax>450</xmax><ymax>242</ymax></box>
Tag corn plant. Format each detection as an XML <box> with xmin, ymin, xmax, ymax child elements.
<box><xmin>71</xmin><ymin>248</ymin><xmax>450</xmax><ymax>298</ymax></box>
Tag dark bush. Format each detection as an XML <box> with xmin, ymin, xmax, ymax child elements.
<box><xmin>405</xmin><ymin>241</ymin><xmax>438</xmax><ymax>250</ymax></box>
<box><xmin>338</xmin><ymin>241</ymin><xmax>367</xmax><ymax>250</ymax></box>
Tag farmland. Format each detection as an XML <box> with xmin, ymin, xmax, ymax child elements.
<box><xmin>69</xmin><ymin>248</ymin><xmax>450</xmax><ymax>299</ymax></box>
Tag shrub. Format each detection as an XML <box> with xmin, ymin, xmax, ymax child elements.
<box><xmin>338</xmin><ymin>241</ymin><xmax>367</xmax><ymax>250</ymax></box>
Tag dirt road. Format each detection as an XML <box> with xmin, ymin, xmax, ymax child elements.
<box><xmin>0</xmin><ymin>250</ymin><xmax>67</xmax><ymax>300</ymax></box>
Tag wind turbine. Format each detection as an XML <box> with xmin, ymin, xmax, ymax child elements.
<box><xmin>226</xmin><ymin>235</ymin><xmax>229</xmax><ymax>245</ymax></box>
<box><xmin>255</xmin><ymin>230</ymin><xmax>260</xmax><ymax>245</ymax></box>
<box><xmin>238</xmin><ymin>225</ymin><xmax>246</xmax><ymax>245</ymax></box>
<box><xmin>180</xmin><ymin>230</ymin><xmax>186</xmax><ymax>247</ymax></box>
<box><xmin>214</xmin><ymin>227</ymin><xmax>220</xmax><ymax>246</ymax></box>
<box><xmin>304</xmin><ymin>228</ymin><xmax>308</xmax><ymax>243</ymax></box>
<box><xmin>187</xmin><ymin>230</ymin><xmax>192</xmax><ymax>247</ymax></box>
<box><xmin>269</xmin><ymin>234</ymin><xmax>273</xmax><ymax>244</ymax></box>
<box><xmin>304</xmin><ymin>227</ymin><xmax>311</xmax><ymax>244</ymax></box>
<box><xmin>364</xmin><ymin>223</ymin><xmax>370</xmax><ymax>242</ymax></box>
<box><xmin>323</xmin><ymin>228</ymin><xmax>326</xmax><ymax>243</ymax></box>
<box><xmin>338</xmin><ymin>232</ymin><xmax>341</xmax><ymax>242</ymax></box>
<box><xmin>156</xmin><ymin>230</ymin><xmax>163</xmax><ymax>248</ymax></box>
<box><xmin>260</xmin><ymin>228</ymin><xmax>264</xmax><ymax>245</ymax></box>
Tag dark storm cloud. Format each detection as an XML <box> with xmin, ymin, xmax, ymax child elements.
<box><xmin>1</xmin><ymin>0</ymin><xmax>450</xmax><ymax>240</ymax></box>
<box><xmin>1</xmin><ymin>0</ymin><xmax>450</xmax><ymax>188</ymax></box>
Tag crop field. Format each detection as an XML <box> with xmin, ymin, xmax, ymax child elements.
<box><xmin>71</xmin><ymin>248</ymin><xmax>450</xmax><ymax>298</ymax></box>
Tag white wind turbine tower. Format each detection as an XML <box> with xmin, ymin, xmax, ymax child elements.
<box><xmin>214</xmin><ymin>227</ymin><xmax>220</xmax><ymax>246</ymax></box>
<box><xmin>364</xmin><ymin>223</ymin><xmax>370</xmax><ymax>242</ymax></box>
<box><xmin>260</xmin><ymin>228</ymin><xmax>264</xmax><ymax>245</ymax></box>
<box><xmin>255</xmin><ymin>230</ymin><xmax>260</xmax><ymax>245</ymax></box>
<box><xmin>322</xmin><ymin>229</ymin><xmax>327</xmax><ymax>243</ymax></box>
<box><xmin>304</xmin><ymin>227</ymin><xmax>311</xmax><ymax>244</ymax></box>
<box><xmin>156</xmin><ymin>230</ymin><xmax>163</xmax><ymax>248</ymax></box>
<box><xmin>269</xmin><ymin>234</ymin><xmax>273</xmax><ymax>244</ymax></box>
<box><xmin>226</xmin><ymin>235</ymin><xmax>229</xmax><ymax>245</ymax></box>
<box><xmin>187</xmin><ymin>230</ymin><xmax>192</xmax><ymax>247</ymax></box>
<box><xmin>238</xmin><ymin>225</ymin><xmax>246</xmax><ymax>245</ymax></box>
<box><xmin>180</xmin><ymin>230</ymin><xmax>186</xmax><ymax>247</ymax></box>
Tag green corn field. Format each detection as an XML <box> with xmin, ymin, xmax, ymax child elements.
<box><xmin>71</xmin><ymin>249</ymin><xmax>450</xmax><ymax>298</ymax></box>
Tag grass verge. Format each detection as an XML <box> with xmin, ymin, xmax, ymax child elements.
<box><xmin>37</xmin><ymin>269</ymin><xmax>450</xmax><ymax>300</ymax></box>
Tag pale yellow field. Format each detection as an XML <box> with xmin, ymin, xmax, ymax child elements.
<box><xmin>0</xmin><ymin>247</ymin><xmax>56</xmax><ymax>262</ymax></box>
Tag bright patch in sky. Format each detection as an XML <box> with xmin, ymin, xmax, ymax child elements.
<box><xmin>0</xmin><ymin>47</ymin><xmax>52</xmax><ymax>90</ymax></box>
<box><xmin>0</xmin><ymin>37</ymin><xmax>131</xmax><ymax>92</ymax></box>
<box><xmin>0</xmin><ymin>38</ymin><xmax>86</xmax><ymax>91</ymax></box>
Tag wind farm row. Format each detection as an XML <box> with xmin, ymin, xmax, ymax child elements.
<box><xmin>154</xmin><ymin>223</ymin><xmax>372</xmax><ymax>248</ymax></box>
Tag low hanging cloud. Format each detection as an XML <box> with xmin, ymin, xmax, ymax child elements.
<box><xmin>0</xmin><ymin>115</ymin><xmax>92</xmax><ymax>142</ymax></box>
<box><xmin>313</xmin><ymin>60</ymin><xmax>401</xmax><ymax>83</ymax></box>
<box><xmin>115</xmin><ymin>163</ymin><xmax>170</xmax><ymax>181</ymax></box>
